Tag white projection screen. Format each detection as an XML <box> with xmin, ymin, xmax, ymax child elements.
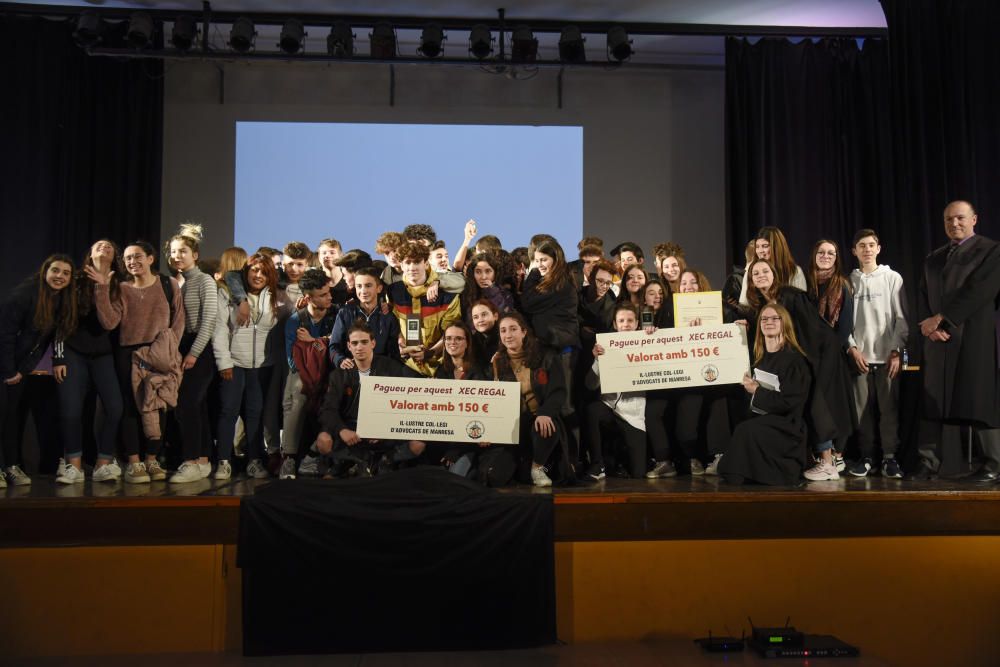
<box><xmin>235</xmin><ymin>122</ymin><xmax>583</xmax><ymax>255</ymax></box>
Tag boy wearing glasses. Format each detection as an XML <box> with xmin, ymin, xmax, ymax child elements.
<box><xmin>845</xmin><ymin>229</ymin><xmax>909</xmax><ymax>478</ymax></box>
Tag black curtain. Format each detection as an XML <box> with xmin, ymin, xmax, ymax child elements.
<box><xmin>879</xmin><ymin>0</ymin><xmax>1000</xmax><ymax>249</ymax></box>
<box><xmin>725</xmin><ymin>37</ymin><xmax>898</xmax><ymax>275</ymax></box>
<box><xmin>0</xmin><ymin>15</ymin><xmax>163</xmax><ymax>287</ymax></box>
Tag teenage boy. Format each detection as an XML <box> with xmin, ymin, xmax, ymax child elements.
<box><xmin>329</xmin><ymin>266</ymin><xmax>401</xmax><ymax>368</ymax></box>
<box><xmin>389</xmin><ymin>242</ymin><xmax>461</xmax><ymax>377</ymax></box>
<box><xmin>846</xmin><ymin>229</ymin><xmax>909</xmax><ymax>478</ymax></box>
<box><xmin>279</xmin><ymin>268</ymin><xmax>337</xmax><ymax>479</ymax></box>
<box><xmin>314</xmin><ymin>322</ymin><xmax>425</xmax><ymax>475</ymax></box>
<box><xmin>281</xmin><ymin>241</ymin><xmax>312</xmax><ymax>304</ymax></box>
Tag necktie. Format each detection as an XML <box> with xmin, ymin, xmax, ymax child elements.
<box><xmin>946</xmin><ymin>243</ymin><xmax>959</xmax><ymax>263</ymax></box>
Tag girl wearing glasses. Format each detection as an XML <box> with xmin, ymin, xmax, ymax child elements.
<box><xmin>719</xmin><ymin>303</ymin><xmax>811</xmax><ymax>485</ymax></box>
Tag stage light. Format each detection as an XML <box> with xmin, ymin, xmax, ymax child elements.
<box><xmin>510</xmin><ymin>25</ymin><xmax>537</xmax><ymax>63</ymax></box>
<box><xmin>279</xmin><ymin>18</ymin><xmax>306</xmax><ymax>55</ymax></box>
<box><xmin>419</xmin><ymin>24</ymin><xmax>445</xmax><ymax>58</ymax></box>
<box><xmin>607</xmin><ymin>26</ymin><xmax>633</xmax><ymax>62</ymax></box>
<box><xmin>370</xmin><ymin>22</ymin><xmax>397</xmax><ymax>59</ymax></box>
<box><xmin>229</xmin><ymin>17</ymin><xmax>256</xmax><ymax>53</ymax></box>
<box><xmin>171</xmin><ymin>15</ymin><xmax>197</xmax><ymax>52</ymax></box>
<box><xmin>468</xmin><ymin>24</ymin><xmax>493</xmax><ymax>60</ymax></box>
<box><xmin>559</xmin><ymin>26</ymin><xmax>586</xmax><ymax>63</ymax></box>
<box><xmin>126</xmin><ymin>12</ymin><xmax>154</xmax><ymax>49</ymax></box>
<box><xmin>72</xmin><ymin>12</ymin><xmax>102</xmax><ymax>49</ymax></box>
<box><xmin>327</xmin><ymin>21</ymin><xmax>354</xmax><ymax>57</ymax></box>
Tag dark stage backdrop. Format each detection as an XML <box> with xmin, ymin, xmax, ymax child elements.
<box><xmin>879</xmin><ymin>0</ymin><xmax>1000</xmax><ymax>255</ymax></box>
<box><xmin>725</xmin><ymin>37</ymin><xmax>898</xmax><ymax>283</ymax></box>
<box><xmin>0</xmin><ymin>15</ymin><xmax>163</xmax><ymax>287</ymax></box>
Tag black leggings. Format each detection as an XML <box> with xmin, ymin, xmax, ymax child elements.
<box><xmin>1</xmin><ymin>377</ymin><xmax>59</xmax><ymax>471</ymax></box>
<box><xmin>520</xmin><ymin>411</ymin><xmax>559</xmax><ymax>466</ymax></box>
<box><xmin>583</xmin><ymin>400</ymin><xmax>646</xmax><ymax>478</ymax></box>
<box><xmin>174</xmin><ymin>335</ymin><xmax>216</xmax><ymax>461</ymax></box>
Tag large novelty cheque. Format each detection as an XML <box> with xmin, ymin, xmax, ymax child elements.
<box><xmin>357</xmin><ymin>376</ymin><xmax>522</xmax><ymax>444</ymax></box>
<box><xmin>595</xmin><ymin>324</ymin><xmax>750</xmax><ymax>393</ymax></box>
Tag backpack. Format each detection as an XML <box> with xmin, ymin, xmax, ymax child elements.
<box><xmin>158</xmin><ymin>274</ymin><xmax>177</xmax><ymax>324</ymax></box>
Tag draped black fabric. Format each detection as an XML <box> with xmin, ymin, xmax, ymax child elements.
<box><xmin>0</xmin><ymin>15</ymin><xmax>163</xmax><ymax>285</ymax></box>
<box><xmin>725</xmin><ymin>37</ymin><xmax>896</xmax><ymax>271</ymax></box>
<box><xmin>238</xmin><ymin>467</ymin><xmax>556</xmax><ymax>655</ymax></box>
<box><xmin>879</xmin><ymin>0</ymin><xmax>1000</xmax><ymax>249</ymax></box>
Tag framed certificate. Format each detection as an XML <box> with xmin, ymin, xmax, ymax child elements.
<box><xmin>673</xmin><ymin>290</ymin><xmax>723</xmax><ymax>327</ymax></box>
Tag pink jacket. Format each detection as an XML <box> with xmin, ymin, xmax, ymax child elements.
<box><xmin>131</xmin><ymin>328</ymin><xmax>182</xmax><ymax>439</ymax></box>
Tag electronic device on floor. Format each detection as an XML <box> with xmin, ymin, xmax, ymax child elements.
<box><xmin>743</xmin><ymin>617</ymin><xmax>860</xmax><ymax>658</ymax></box>
<box><xmin>694</xmin><ymin>630</ymin><xmax>745</xmax><ymax>652</ymax></box>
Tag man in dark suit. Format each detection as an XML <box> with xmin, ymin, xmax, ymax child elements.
<box><xmin>915</xmin><ymin>200</ymin><xmax>1000</xmax><ymax>482</ymax></box>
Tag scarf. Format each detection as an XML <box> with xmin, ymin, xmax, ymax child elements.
<box><xmin>815</xmin><ymin>269</ymin><xmax>844</xmax><ymax>326</ymax></box>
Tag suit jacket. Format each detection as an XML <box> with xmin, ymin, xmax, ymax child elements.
<box><xmin>919</xmin><ymin>234</ymin><xmax>1000</xmax><ymax>427</ymax></box>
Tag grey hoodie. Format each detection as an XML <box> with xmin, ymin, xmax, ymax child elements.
<box><xmin>848</xmin><ymin>264</ymin><xmax>908</xmax><ymax>363</ymax></box>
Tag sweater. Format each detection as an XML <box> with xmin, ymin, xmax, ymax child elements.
<box><xmin>212</xmin><ymin>286</ymin><xmax>282</xmax><ymax>370</ymax></box>
<box><xmin>94</xmin><ymin>278</ymin><xmax>185</xmax><ymax>347</ymax></box>
<box><xmin>180</xmin><ymin>266</ymin><xmax>218</xmax><ymax>358</ymax></box>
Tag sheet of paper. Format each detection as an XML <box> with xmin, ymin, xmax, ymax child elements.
<box><xmin>673</xmin><ymin>290</ymin><xmax>724</xmax><ymax>327</ymax></box>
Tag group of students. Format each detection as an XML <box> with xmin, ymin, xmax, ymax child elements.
<box><xmin>0</xmin><ymin>219</ymin><xmax>909</xmax><ymax>488</ymax></box>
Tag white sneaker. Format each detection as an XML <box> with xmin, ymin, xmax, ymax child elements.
<box><xmin>646</xmin><ymin>460</ymin><xmax>677</xmax><ymax>479</ymax></box>
<box><xmin>0</xmin><ymin>474</ymin><xmax>6</xmax><ymax>489</ymax></box>
<box><xmin>690</xmin><ymin>458</ymin><xmax>706</xmax><ymax>476</ymax></box>
<box><xmin>214</xmin><ymin>460</ymin><xmax>232</xmax><ymax>480</ymax></box>
<box><xmin>530</xmin><ymin>465</ymin><xmax>552</xmax><ymax>487</ymax></box>
<box><xmin>92</xmin><ymin>459</ymin><xmax>122</xmax><ymax>483</ymax></box>
<box><xmin>804</xmin><ymin>460</ymin><xmax>840</xmax><ymax>481</ymax></box>
<box><xmin>6</xmin><ymin>465</ymin><xmax>32</xmax><ymax>486</ymax></box>
<box><xmin>198</xmin><ymin>461</ymin><xmax>212</xmax><ymax>479</ymax></box>
<box><xmin>124</xmin><ymin>461</ymin><xmax>150</xmax><ymax>484</ymax></box>
<box><xmin>705</xmin><ymin>453</ymin><xmax>723</xmax><ymax>476</ymax></box>
<box><xmin>170</xmin><ymin>461</ymin><xmax>204</xmax><ymax>484</ymax></box>
<box><xmin>246</xmin><ymin>459</ymin><xmax>269</xmax><ymax>479</ymax></box>
<box><xmin>279</xmin><ymin>457</ymin><xmax>297</xmax><ymax>480</ymax></box>
<box><xmin>56</xmin><ymin>463</ymin><xmax>85</xmax><ymax>484</ymax></box>
<box><xmin>145</xmin><ymin>459</ymin><xmax>167</xmax><ymax>481</ymax></box>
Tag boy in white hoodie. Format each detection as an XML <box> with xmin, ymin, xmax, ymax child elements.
<box><xmin>846</xmin><ymin>229</ymin><xmax>909</xmax><ymax>478</ymax></box>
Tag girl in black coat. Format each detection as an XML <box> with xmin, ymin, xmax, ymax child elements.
<box><xmin>747</xmin><ymin>258</ymin><xmax>855</xmax><ymax>481</ymax></box>
<box><xmin>719</xmin><ymin>303</ymin><xmax>811</xmax><ymax>485</ymax></box>
<box><xmin>493</xmin><ymin>312</ymin><xmax>569</xmax><ymax>487</ymax></box>
<box><xmin>0</xmin><ymin>255</ymin><xmax>77</xmax><ymax>487</ymax></box>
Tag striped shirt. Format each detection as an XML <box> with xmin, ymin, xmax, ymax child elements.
<box><xmin>181</xmin><ymin>266</ymin><xmax>219</xmax><ymax>358</ymax></box>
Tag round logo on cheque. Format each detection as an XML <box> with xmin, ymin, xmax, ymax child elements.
<box><xmin>702</xmin><ymin>364</ymin><xmax>719</xmax><ymax>383</ymax></box>
<box><xmin>466</xmin><ymin>421</ymin><xmax>485</xmax><ymax>440</ymax></box>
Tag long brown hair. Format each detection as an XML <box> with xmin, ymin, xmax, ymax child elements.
<box><xmin>746</xmin><ymin>258</ymin><xmax>789</xmax><ymax>312</ymax></box>
<box><xmin>807</xmin><ymin>239</ymin><xmax>851</xmax><ymax>301</ymax></box>
<box><xmin>617</xmin><ymin>265</ymin><xmax>648</xmax><ymax>304</ymax></box>
<box><xmin>757</xmin><ymin>226</ymin><xmax>798</xmax><ymax>287</ymax></box>
<box><xmin>493</xmin><ymin>312</ymin><xmax>543</xmax><ymax>381</ymax></box>
<box><xmin>34</xmin><ymin>254</ymin><xmax>78</xmax><ymax>341</ymax></box>
<box><xmin>439</xmin><ymin>321</ymin><xmax>478</xmax><ymax>376</ymax></box>
<box><xmin>753</xmin><ymin>303</ymin><xmax>807</xmax><ymax>364</ymax></box>
<box><xmin>462</xmin><ymin>251</ymin><xmax>507</xmax><ymax>310</ymax></box>
<box><xmin>533</xmin><ymin>240</ymin><xmax>572</xmax><ymax>293</ymax></box>
<box><xmin>243</xmin><ymin>252</ymin><xmax>281</xmax><ymax>318</ymax></box>
<box><xmin>80</xmin><ymin>239</ymin><xmax>125</xmax><ymax>312</ymax></box>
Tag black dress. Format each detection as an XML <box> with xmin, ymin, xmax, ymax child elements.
<box><xmin>718</xmin><ymin>346</ymin><xmax>810</xmax><ymax>485</ymax></box>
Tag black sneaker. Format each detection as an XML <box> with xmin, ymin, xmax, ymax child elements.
<box><xmin>848</xmin><ymin>458</ymin><xmax>873</xmax><ymax>477</ymax></box>
<box><xmin>881</xmin><ymin>457</ymin><xmax>903</xmax><ymax>479</ymax></box>
<box><xmin>586</xmin><ymin>462</ymin><xmax>606</xmax><ymax>481</ymax></box>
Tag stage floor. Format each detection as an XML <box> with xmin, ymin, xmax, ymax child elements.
<box><xmin>3</xmin><ymin>469</ymin><xmax>999</xmax><ymax>547</ymax></box>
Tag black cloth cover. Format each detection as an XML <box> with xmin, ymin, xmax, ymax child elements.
<box><xmin>238</xmin><ymin>467</ymin><xmax>555</xmax><ymax>655</ymax></box>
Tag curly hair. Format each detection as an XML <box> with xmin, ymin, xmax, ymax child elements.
<box><xmin>493</xmin><ymin>312</ymin><xmax>544</xmax><ymax>380</ymax></box>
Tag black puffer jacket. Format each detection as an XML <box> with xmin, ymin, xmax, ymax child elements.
<box><xmin>0</xmin><ymin>281</ymin><xmax>52</xmax><ymax>378</ymax></box>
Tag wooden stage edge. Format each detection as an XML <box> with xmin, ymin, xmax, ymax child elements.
<box><xmin>2</xmin><ymin>475</ymin><xmax>1000</xmax><ymax>548</ymax></box>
